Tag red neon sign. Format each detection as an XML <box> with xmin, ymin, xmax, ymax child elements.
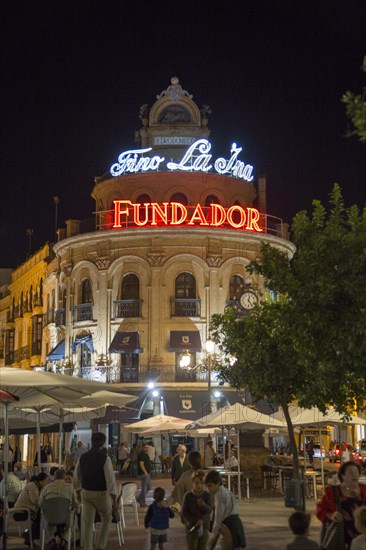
<box><xmin>113</xmin><ymin>201</ymin><xmax>263</xmax><ymax>232</ymax></box>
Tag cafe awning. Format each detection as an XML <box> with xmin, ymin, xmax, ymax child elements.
<box><xmin>169</xmin><ymin>331</ymin><xmax>202</xmax><ymax>352</ymax></box>
<box><xmin>72</xmin><ymin>333</ymin><xmax>94</xmax><ymax>353</ymax></box>
<box><xmin>46</xmin><ymin>339</ymin><xmax>65</xmax><ymax>361</ymax></box>
<box><xmin>108</xmin><ymin>331</ymin><xmax>142</xmax><ymax>354</ymax></box>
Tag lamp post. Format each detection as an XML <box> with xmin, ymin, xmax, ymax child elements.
<box><xmin>205</xmin><ymin>339</ymin><xmax>215</xmax><ymax>414</ymax></box>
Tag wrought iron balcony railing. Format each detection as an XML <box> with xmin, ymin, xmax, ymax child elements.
<box><xmin>113</xmin><ymin>299</ymin><xmax>143</xmax><ymax>318</ymax></box>
<box><xmin>171</xmin><ymin>299</ymin><xmax>201</xmax><ymax>317</ymax></box>
<box><xmin>72</xmin><ymin>303</ymin><xmax>94</xmax><ymax>323</ymax></box>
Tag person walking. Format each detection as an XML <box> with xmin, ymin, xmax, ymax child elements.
<box><xmin>73</xmin><ymin>441</ymin><xmax>88</xmax><ymax>466</ymax></box>
<box><xmin>144</xmin><ymin>487</ymin><xmax>175</xmax><ymax>550</ymax></box>
<box><xmin>73</xmin><ymin>431</ymin><xmax>117</xmax><ymax>550</ymax></box>
<box><xmin>306</xmin><ymin>440</ymin><xmax>315</xmax><ymax>467</ymax></box>
<box><xmin>204</xmin><ymin>441</ymin><xmax>216</xmax><ymax>468</ymax></box>
<box><xmin>137</xmin><ymin>442</ymin><xmax>152</xmax><ymax>507</ymax></box>
<box><xmin>118</xmin><ymin>442</ymin><xmax>129</xmax><ymax>474</ymax></box>
<box><xmin>286</xmin><ymin>511</ymin><xmax>320</xmax><ymax>550</ymax></box>
<box><xmin>169</xmin><ymin>451</ymin><xmax>202</xmax><ymax>507</ymax></box>
<box><xmin>171</xmin><ymin>444</ymin><xmax>191</xmax><ymax>485</ymax></box>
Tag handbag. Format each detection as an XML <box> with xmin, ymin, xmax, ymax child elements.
<box><xmin>320</xmin><ymin>486</ymin><xmax>344</xmax><ymax>550</ymax></box>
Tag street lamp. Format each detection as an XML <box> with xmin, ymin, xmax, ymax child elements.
<box><xmin>180</xmin><ymin>351</ymin><xmax>191</xmax><ymax>368</ymax></box>
<box><xmin>206</xmin><ymin>339</ymin><xmax>215</xmax><ymax>413</ymax></box>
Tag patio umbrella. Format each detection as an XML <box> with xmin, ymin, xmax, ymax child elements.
<box><xmin>191</xmin><ymin>403</ymin><xmax>286</xmax><ymax>500</ymax></box>
<box><xmin>124</xmin><ymin>413</ymin><xmax>190</xmax><ymax>433</ymax></box>
<box><xmin>274</xmin><ymin>406</ymin><xmax>366</xmax><ymax>487</ymax></box>
<box><xmin>0</xmin><ymin>367</ymin><xmax>133</xmax><ymax>468</ymax></box>
<box><xmin>0</xmin><ymin>389</ymin><xmax>19</xmax><ymax>550</ymax></box>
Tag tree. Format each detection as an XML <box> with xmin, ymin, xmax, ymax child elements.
<box><xmin>343</xmin><ymin>56</ymin><xmax>366</xmax><ymax>143</ymax></box>
<box><xmin>211</xmin><ymin>185</ymin><xmax>366</xmax><ymax>477</ymax></box>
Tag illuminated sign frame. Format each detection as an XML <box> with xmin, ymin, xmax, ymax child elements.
<box><xmin>110</xmin><ymin>139</ymin><xmax>254</xmax><ymax>182</ymax></box>
<box><xmin>112</xmin><ymin>200</ymin><xmax>263</xmax><ymax>232</ymax></box>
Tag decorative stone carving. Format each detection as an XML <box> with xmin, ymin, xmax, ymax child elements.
<box><xmin>207</xmin><ymin>254</ymin><xmax>224</xmax><ymax>267</ymax></box>
<box><xmin>95</xmin><ymin>257</ymin><xmax>111</xmax><ymax>270</ymax></box>
<box><xmin>156</xmin><ymin>77</ymin><xmax>193</xmax><ymax>101</ymax></box>
<box><xmin>63</xmin><ymin>263</ymin><xmax>73</xmax><ymax>276</ymax></box>
<box><xmin>147</xmin><ymin>252</ymin><xmax>166</xmax><ymax>266</ymax></box>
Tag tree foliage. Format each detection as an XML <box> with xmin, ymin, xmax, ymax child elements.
<box><xmin>211</xmin><ymin>185</ymin><xmax>366</xmax><ymax>475</ymax></box>
<box><xmin>343</xmin><ymin>56</ymin><xmax>366</xmax><ymax>143</ymax></box>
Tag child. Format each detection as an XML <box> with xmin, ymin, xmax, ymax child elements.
<box><xmin>286</xmin><ymin>511</ymin><xmax>320</xmax><ymax>550</ymax></box>
<box><xmin>144</xmin><ymin>487</ymin><xmax>175</xmax><ymax>550</ymax></box>
<box><xmin>181</xmin><ymin>470</ymin><xmax>212</xmax><ymax>550</ymax></box>
<box><xmin>204</xmin><ymin>470</ymin><xmax>246</xmax><ymax>550</ymax></box>
<box><xmin>350</xmin><ymin>506</ymin><xmax>366</xmax><ymax>549</ymax></box>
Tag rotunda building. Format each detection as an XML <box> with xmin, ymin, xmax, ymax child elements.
<box><xmin>51</xmin><ymin>77</ymin><xmax>294</xmax><ymax>421</ymax></box>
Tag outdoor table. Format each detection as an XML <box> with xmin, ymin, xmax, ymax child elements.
<box><xmin>216</xmin><ymin>469</ymin><xmax>244</xmax><ymax>500</ymax></box>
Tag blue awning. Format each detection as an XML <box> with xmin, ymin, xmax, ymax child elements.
<box><xmin>72</xmin><ymin>334</ymin><xmax>94</xmax><ymax>353</ymax></box>
<box><xmin>46</xmin><ymin>339</ymin><xmax>65</xmax><ymax>361</ymax></box>
<box><xmin>108</xmin><ymin>332</ymin><xmax>142</xmax><ymax>354</ymax></box>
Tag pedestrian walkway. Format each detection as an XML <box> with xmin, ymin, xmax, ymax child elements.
<box><xmin>2</xmin><ymin>473</ymin><xmax>323</xmax><ymax>549</ymax></box>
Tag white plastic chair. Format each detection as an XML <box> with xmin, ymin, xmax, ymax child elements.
<box><xmin>119</xmin><ymin>482</ymin><xmax>139</xmax><ymax>527</ymax></box>
<box><xmin>93</xmin><ymin>496</ymin><xmax>124</xmax><ymax>547</ymax></box>
<box><xmin>40</xmin><ymin>497</ymin><xmax>75</xmax><ymax>550</ymax></box>
<box><xmin>7</xmin><ymin>507</ymin><xmax>34</xmax><ymax>549</ymax></box>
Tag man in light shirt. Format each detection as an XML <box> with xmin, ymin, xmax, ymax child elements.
<box><xmin>73</xmin><ymin>432</ymin><xmax>117</xmax><ymax>550</ymax></box>
<box><xmin>171</xmin><ymin>444</ymin><xmax>191</xmax><ymax>485</ymax></box>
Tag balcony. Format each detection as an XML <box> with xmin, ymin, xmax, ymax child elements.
<box><xmin>72</xmin><ymin>303</ymin><xmax>94</xmax><ymax>323</ymax></box>
<box><xmin>55</xmin><ymin>308</ymin><xmax>66</xmax><ymax>326</ymax></box>
<box><xmin>113</xmin><ymin>300</ymin><xmax>143</xmax><ymax>319</ymax></box>
<box><xmin>171</xmin><ymin>299</ymin><xmax>201</xmax><ymax>317</ymax></box>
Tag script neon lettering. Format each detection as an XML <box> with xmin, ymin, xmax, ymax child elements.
<box><xmin>167</xmin><ymin>139</ymin><xmax>212</xmax><ymax>172</ymax></box>
<box><xmin>110</xmin><ymin>147</ymin><xmax>165</xmax><ymax>176</ymax></box>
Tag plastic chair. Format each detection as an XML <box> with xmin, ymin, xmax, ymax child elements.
<box><xmin>93</xmin><ymin>496</ymin><xmax>124</xmax><ymax>547</ymax></box>
<box><xmin>7</xmin><ymin>507</ymin><xmax>34</xmax><ymax>549</ymax></box>
<box><xmin>40</xmin><ymin>497</ymin><xmax>75</xmax><ymax>550</ymax></box>
<box><xmin>119</xmin><ymin>482</ymin><xmax>139</xmax><ymax>527</ymax></box>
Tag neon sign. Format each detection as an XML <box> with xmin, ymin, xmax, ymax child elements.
<box><xmin>113</xmin><ymin>200</ymin><xmax>263</xmax><ymax>232</ymax></box>
<box><xmin>110</xmin><ymin>139</ymin><xmax>254</xmax><ymax>182</ymax></box>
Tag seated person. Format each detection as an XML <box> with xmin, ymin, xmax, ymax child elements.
<box><xmin>14</xmin><ymin>472</ymin><xmax>49</xmax><ymax>544</ymax></box>
<box><xmin>13</xmin><ymin>462</ymin><xmax>26</xmax><ymax>481</ymax></box>
<box><xmin>39</xmin><ymin>468</ymin><xmax>77</xmax><ymax>546</ymax></box>
<box><xmin>224</xmin><ymin>450</ymin><xmax>239</xmax><ymax>471</ymax></box>
<box><xmin>0</xmin><ymin>471</ymin><xmax>22</xmax><ymax>507</ymax></box>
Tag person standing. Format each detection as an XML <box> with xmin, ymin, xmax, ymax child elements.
<box><xmin>73</xmin><ymin>431</ymin><xmax>117</xmax><ymax>550</ymax></box>
<box><xmin>205</xmin><ymin>470</ymin><xmax>246</xmax><ymax>550</ymax></box>
<box><xmin>118</xmin><ymin>442</ymin><xmax>129</xmax><ymax>474</ymax></box>
<box><xmin>171</xmin><ymin>444</ymin><xmax>191</xmax><ymax>485</ymax></box>
<box><xmin>137</xmin><ymin>442</ymin><xmax>152</xmax><ymax>507</ymax></box>
<box><xmin>169</xmin><ymin>451</ymin><xmax>202</xmax><ymax>507</ymax></box>
<box><xmin>306</xmin><ymin>440</ymin><xmax>315</xmax><ymax>467</ymax></box>
<box><xmin>204</xmin><ymin>441</ymin><xmax>216</xmax><ymax>468</ymax></box>
<box><xmin>144</xmin><ymin>487</ymin><xmax>175</xmax><ymax>550</ymax></box>
<box><xmin>181</xmin><ymin>470</ymin><xmax>212</xmax><ymax>550</ymax></box>
<box><xmin>73</xmin><ymin>441</ymin><xmax>88</xmax><ymax>466</ymax></box>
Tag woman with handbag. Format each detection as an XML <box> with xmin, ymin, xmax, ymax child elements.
<box><xmin>317</xmin><ymin>461</ymin><xmax>366</xmax><ymax>549</ymax></box>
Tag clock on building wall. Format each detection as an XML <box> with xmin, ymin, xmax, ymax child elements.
<box><xmin>239</xmin><ymin>290</ymin><xmax>258</xmax><ymax>310</ymax></box>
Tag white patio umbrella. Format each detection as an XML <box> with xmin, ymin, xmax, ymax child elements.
<box><xmin>0</xmin><ymin>367</ymin><xmax>133</xmax><ymax>468</ymax></box>
<box><xmin>124</xmin><ymin>413</ymin><xmax>190</xmax><ymax>433</ymax></box>
<box><xmin>191</xmin><ymin>403</ymin><xmax>286</xmax><ymax>500</ymax></box>
<box><xmin>274</xmin><ymin>406</ymin><xmax>366</xmax><ymax>487</ymax></box>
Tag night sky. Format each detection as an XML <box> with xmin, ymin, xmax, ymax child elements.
<box><xmin>1</xmin><ymin>1</ymin><xmax>366</xmax><ymax>268</ymax></box>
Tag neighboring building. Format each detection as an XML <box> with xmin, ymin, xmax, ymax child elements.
<box><xmin>2</xmin><ymin>77</ymin><xmax>294</xmax><ymax>423</ymax></box>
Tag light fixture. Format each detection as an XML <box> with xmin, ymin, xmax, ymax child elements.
<box><xmin>206</xmin><ymin>339</ymin><xmax>215</xmax><ymax>354</ymax></box>
<box><xmin>152</xmin><ymin>390</ymin><xmax>159</xmax><ymax>398</ymax></box>
<box><xmin>147</xmin><ymin>381</ymin><xmax>155</xmax><ymax>390</ymax></box>
<box><xmin>180</xmin><ymin>351</ymin><xmax>191</xmax><ymax>368</ymax></box>
<box><xmin>214</xmin><ymin>391</ymin><xmax>221</xmax><ymax>398</ymax></box>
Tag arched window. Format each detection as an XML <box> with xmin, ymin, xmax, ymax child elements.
<box><xmin>136</xmin><ymin>194</ymin><xmax>151</xmax><ymax>204</ymax></box>
<box><xmin>205</xmin><ymin>195</ymin><xmax>219</xmax><ymax>206</ymax></box>
<box><xmin>81</xmin><ymin>278</ymin><xmax>93</xmax><ymax>304</ymax></box>
<box><xmin>175</xmin><ymin>272</ymin><xmax>196</xmax><ymax>299</ymax></box>
<box><xmin>229</xmin><ymin>275</ymin><xmax>245</xmax><ymax>301</ymax></box>
<box><xmin>121</xmin><ymin>274</ymin><xmax>139</xmax><ymax>300</ymax></box>
<box><xmin>170</xmin><ymin>193</ymin><xmax>188</xmax><ymax>206</ymax></box>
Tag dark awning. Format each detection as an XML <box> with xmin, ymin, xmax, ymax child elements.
<box><xmin>93</xmin><ymin>391</ymin><xmax>146</xmax><ymax>424</ymax></box>
<box><xmin>72</xmin><ymin>333</ymin><xmax>94</xmax><ymax>353</ymax></box>
<box><xmin>163</xmin><ymin>390</ymin><xmax>211</xmax><ymax>421</ymax></box>
<box><xmin>108</xmin><ymin>332</ymin><xmax>142</xmax><ymax>354</ymax></box>
<box><xmin>46</xmin><ymin>339</ymin><xmax>65</xmax><ymax>361</ymax></box>
<box><xmin>169</xmin><ymin>331</ymin><xmax>202</xmax><ymax>352</ymax></box>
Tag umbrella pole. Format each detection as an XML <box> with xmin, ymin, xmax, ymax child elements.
<box><xmin>319</xmin><ymin>427</ymin><xmax>325</xmax><ymax>490</ymax></box>
<box><xmin>236</xmin><ymin>429</ymin><xmax>241</xmax><ymax>501</ymax></box>
<box><xmin>3</xmin><ymin>402</ymin><xmax>9</xmax><ymax>550</ymax></box>
<box><xmin>58</xmin><ymin>411</ymin><xmax>64</xmax><ymax>467</ymax></box>
<box><xmin>37</xmin><ymin>408</ymin><xmax>42</xmax><ymax>471</ymax></box>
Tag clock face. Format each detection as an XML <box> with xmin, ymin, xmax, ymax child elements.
<box><xmin>239</xmin><ymin>291</ymin><xmax>258</xmax><ymax>310</ymax></box>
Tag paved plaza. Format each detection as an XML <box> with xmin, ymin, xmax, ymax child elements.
<box><xmin>3</xmin><ymin>472</ymin><xmax>323</xmax><ymax>550</ymax></box>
